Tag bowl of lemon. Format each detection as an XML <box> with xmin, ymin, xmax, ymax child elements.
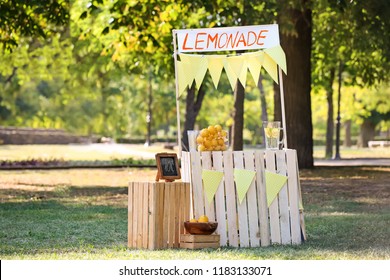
<box><xmin>184</xmin><ymin>215</ymin><xmax>218</xmax><ymax>235</ymax></box>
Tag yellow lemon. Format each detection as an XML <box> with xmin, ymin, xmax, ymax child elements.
<box><xmin>200</xmin><ymin>129</ymin><xmax>209</xmax><ymax>137</ymax></box>
<box><xmin>189</xmin><ymin>218</ymin><xmax>198</xmax><ymax>223</ymax></box>
<box><xmin>214</xmin><ymin>124</ymin><xmax>222</xmax><ymax>132</ymax></box>
<box><xmin>207</xmin><ymin>125</ymin><xmax>216</xmax><ymax>135</ymax></box>
<box><xmin>198</xmin><ymin>144</ymin><xmax>206</xmax><ymax>152</ymax></box>
<box><xmin>198</xmin><ymin>215</ymin><xmax>209</xmax><ymax>223</ymax></box>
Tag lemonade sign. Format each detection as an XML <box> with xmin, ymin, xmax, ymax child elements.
<box><xmin>176</xmin><ymin>24</ymin><xmax>280</xmax><ymax>53</ymax></box>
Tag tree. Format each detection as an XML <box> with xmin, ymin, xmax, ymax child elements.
<box><xmin>277</xmin><ymin>0</ymin><xmax>314</xmax><ymax>168</ymax></box>
<box><xmin>312</xmin><ymin>0</ymin><xmax>390</xmax><ymax>156</ymax></box>
<box><xmin>0</xmin><ymin>0</ymin><xmax>69</xmax><ymax>51</ymax></box>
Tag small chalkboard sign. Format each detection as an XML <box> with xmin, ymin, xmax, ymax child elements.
<box><xmin>155</xmin><ymin>153</ymin><xmax>181</xmax><ymax>182</ymax></box>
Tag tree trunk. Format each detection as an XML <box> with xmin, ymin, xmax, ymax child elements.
<box><xmin>325</xmin><ymin>67</ymin><xmax>336</xmax><ymax>159</ymax></box>
<box><xmin>343</xmin><ymin>119</ymin><xmax>352</xmax><ymax>147</ymax></box>
<box><xmin>279</xmin><ymin>1</ymin><xmax>314</xmax><ymax>168</ymax></box>
<box><xmin>358</xmin><ymin>119</ymin><xmax>376</xmax><ymax>147</ymax></box>
<box><xmin>181</xmin><ymin>83</ymin><xmax>206</xmax><ymax>151</ymax></box>
<box><xmin>231</xmin><ymin>80</ymin><xmax>245</xmax><ymax>151</ymax></box>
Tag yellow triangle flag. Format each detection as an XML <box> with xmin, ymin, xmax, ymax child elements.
<box><xmin>238</xmin><ymin>60</ymin><xmax>248</xmax><ymax>88</ymax></box>
<box><xmin>194</xmin><ymin>56</ymin><xmax>208</xmax><ymax>89</ymax></box>
<box><xmin>264</xmin><ymin>45</ymin><xmax>287</xmax><ymax>74</ymax></box>
<box><xmin>263</xmin><ymin>52</ymin><xmax>279</xmax><ymax>84</ymax></box>
<box><xmin>265</xmin><ymin>170</ymin><xmax>288</xmax><ymax>207</ymax></box>
<box><xmin>202</xmin><ymin>169</ymin><xmax>224</xmax><ymax>204</ymax></box>
<box><xmin>245</xmin><ymin>51</ymin><xmax>264</xmax><ymax>86</ymax></box>
<box><xmin>177</xmin><ymin>61</ymin><xmax>188</xmax><ymax>95</ymax></box>
<box><xmin>207</xmin><ymin>56</ymin><xmax>225</xmax><ymax>89</ymax></box>
<box><xmin>224</xmin><ymin>55</ymin><xmax>246</xmax><ymax>91</ymax></box>
<box><xmin>179</xmin><ymin>54</ymin><xmax>196</xmax><ymax>88</ymax></box>
<box><xmin>234</xmin><ymin>168</ymin><xmax>256</xmax><ymax>204</ymax></box>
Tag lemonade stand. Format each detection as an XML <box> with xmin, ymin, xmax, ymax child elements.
<box><xmin>172</xmin><ymin>24</ymin><xmax>306</xmax><ymax>248</ymax></box>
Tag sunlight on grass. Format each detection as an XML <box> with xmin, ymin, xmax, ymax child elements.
<box><xmin>1</xmin><ymin>167</ymin><xmax>389</xmax><ymax>260</ymax></box>
<box><xmin>0</xmin><ymin>144</ymin><xmax>177</xmax><ymax>161</ymax></box>
<box><xmin>313</xmin><ymin>146</ymin><xmax>390</xmax><ymax>159</ymax></box>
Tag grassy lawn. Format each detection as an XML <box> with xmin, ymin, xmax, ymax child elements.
<box><xmin>1</xmin><ymin>166</ymin><xmax>389</xmax><ymax>260</ymax></box>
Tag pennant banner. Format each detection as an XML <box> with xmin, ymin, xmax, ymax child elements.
<box><xmin>202</xmin><ymin>169</ymin><xmax>224</xmax><ymax>204</ymax></box>
<box><xmin>265</xmin><ymin>170</ymin><xmax>288</xmax><ymax>207</ymax></box>
<box><xmin>234</xmin><ymin>168</ymin><xmax>256</xmax><ymax>204</ymax></box>
<box><xmin>178</xmin><ymin>48</ymin><xmax>286</xmax><ymax>95</ymax></box>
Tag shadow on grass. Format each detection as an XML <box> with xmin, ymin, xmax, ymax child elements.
<box><xmin>0</xmin><ymin>199</ymin><xmax>128</xmax><ymax>256</ymax></box>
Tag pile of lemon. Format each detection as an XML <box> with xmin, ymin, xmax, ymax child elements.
<box><xmin>189</xmin><ymin>215</ymin><xmax>209</xmax><ymax>223</ymax></box>
<box><xmin>196</xmin><ymin>125</ymin><xmax>228</xmax><ymax>152</ymax></box>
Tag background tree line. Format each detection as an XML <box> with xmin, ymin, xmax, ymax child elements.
<box><xmin>0</xmin><ymin>0</ymin><xmax>389</xmax><ymax>168</ymax></box>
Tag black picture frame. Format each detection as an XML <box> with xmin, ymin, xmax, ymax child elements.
<box><xmin>155</xmin><ymin>153</ymin><xmax>181</xmax><ymax>181</ymax></box>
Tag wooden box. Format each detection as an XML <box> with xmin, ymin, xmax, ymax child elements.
<box><xmin>128</xmin><ymin>182</ymin><xmax>190</xmax><ymax>249</ymax></box>
<box><xmin>180</xmin><ymin>234</ymin><xmax>220</xmax><ymax>249</ymax></box>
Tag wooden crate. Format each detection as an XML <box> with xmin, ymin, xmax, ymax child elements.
<box><xmin>181</xmin><ymin>149</ymin><xmax>305</xmax><ymax>248</ymax></box>
<box><xmin>128</xmin><ymin>182</ymin><xmax>190</xmax><ymax>249</ymax></box>
<box><xmin>180</xmin><ymin>234</ymin><xmax>220</xmax><ymax>249</ymax></box>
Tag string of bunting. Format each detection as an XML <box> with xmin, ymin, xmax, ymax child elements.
<box><xmin>201</xmin><ymin>168</ymin><xmax>289</xmax><ymax>206</ymax></box>
<box><xmin>177</xmin><ymin>45</ymin><xmax>287</xmax><ymax>95</ymax></box>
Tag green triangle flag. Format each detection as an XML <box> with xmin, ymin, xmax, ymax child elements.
<box><xmin>234</xmin><ymin>168</ymin><xmax>256</xmax><ymax>204</ymax></box>
<box><xmin>202</xmin><ymin>169</ymin><xmax>224</xmax><ymax>204</ymax></box>
<box><xmin>265</xmin><ymin>170</ymin><xmax>288</xmax><ymax>207</ymax></box>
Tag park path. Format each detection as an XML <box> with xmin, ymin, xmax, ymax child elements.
<box><xmin>314</xmin><ymin>158</ymin><xmax>390</xmax><ymax>167</ymax></box>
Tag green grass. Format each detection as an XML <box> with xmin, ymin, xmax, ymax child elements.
<box><xmin>1</xmin><ymin>166</ymin><xmax>389</xmax><ymax>260</ymax></box>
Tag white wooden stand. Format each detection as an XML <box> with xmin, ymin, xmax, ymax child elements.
<box><xmin>181</xmin><ymin>149</ymin><xmax>305</xmax><ymax>248</ymax></box>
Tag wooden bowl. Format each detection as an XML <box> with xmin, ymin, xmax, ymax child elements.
<box><xmin>184</xmin><ymin>221</ymin><xmax>218</xmax><ymax>235</ymax></box>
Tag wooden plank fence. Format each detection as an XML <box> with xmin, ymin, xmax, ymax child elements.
<box><xmin>182</xmin><ymin>149</ymin><xmax>305</xmax><ymax>247</ymax></box>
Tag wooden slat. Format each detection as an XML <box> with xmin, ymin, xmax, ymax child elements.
<box><xmin>265</xmin><ymin>150</ymin><xmax>281</xmax><ymax>244</ymax></box>
<box><xmin>201</xmin><ymin>151</ymin><xmax>216</xmax><ymax>221</ymax></box>
<box><xmin>191</xmin><ymin>151</ymin><xmax>204</xmax><ymax>219</ymax></box>
<box><xmin>162</xmin><ymin>183</ymin><xmax>169</xmax><ymax>248</ymax></box>
<box><xmin>148</xmin><ymin>183</ymin><xmax>157</xmax><ymax>250</ymax></box>
<box><xmin>179</xmin><ymin>182</ymin><xmax>186</xmax><ymax>238</ymax></box>
<box><xmin>142</xmin><ymin>183</ymin><xmax>149</xmax><ymax>249</ymax></box>
<box><xmin>286</xmin><ymin>149</ymin><xmax>301</xmax><ymax>244</ymax></box>
<box><xmin>244</xmin><ymin>150</ymin><xmax>260</xmax><ymax>247</ymax></box>
<box><xmin>132</xmin><ymin>182</ymin><xmax>139</xmax><ymax>248</ymax></box>
<box><xmin>212</xmin><ymin>151</ymin><xmax>228</xmax><ymax>246</ymax></box>
<box><xmin>136</xmin><ymin>183</ymin><xmax>144</xmax><ymax>248</ymax></box>
<box><xmin>276</xmin><ymin>150</ymin><xmax>292</xmax><ymax>245</ymax></box>
<box><xmin>128</xmin><ymin>182</ymin><xmax>134</xmax><ymax>248</ymax></box>
<box><xmin>180</xmin><ymin>234</ymin><xmax>220</xmax><ymax>243</ymax></box>
<box><xmin>174</xmin><ymin>183</ymin><xmax>181</xmax><ymax>248</ymax></box>
<box><xmin>223</xmin><ymin>151</ymin><xmax>239</xmax><ymax>247</ymax></box>
<box><xmin>182</xmin><ymin>152</ymin><xmax>192</xmax><ymax>184</ymax></box>
<box><xmin>180</xmin><ymin>242</ymin><xmax>220</xmax><ymax>249</ymax></box>
<box><xmin>254</xmin><ymin>150</ymin><xmax>270</xmax><ymax>246</ymax></box>
<box><xmin>184</xmin><ymin>183</ymin><xmax>190</xmax><ymax>225</ymax></box>
<box><xmin>234</xmin><ymin>151</ymin><xmax>250</xmax><ymax>247</ymax></box>
<box><xmin>168</xmin><ymin>183</ymin><xmax>175</xmax><ymax>248</ymax></box>
<box><xmin>155</xmin><ymin>182</ymin><xmax>162</xmax><ymax>248</ymax></box>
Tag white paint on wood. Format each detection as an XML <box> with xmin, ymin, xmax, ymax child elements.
<box><xmin>265</xmin><ymin>150</ymin><xmax>281</xmax><ymax>244</ymax></box>
<box><xmin>212</xmin><ymin>151</ymin><xmax>228</xmax><ymax>246</ymax></box>
<box><xmin>234</xmin><ymin>151</ymin><xmax>250</xmax><ymax>247</ymax></box>
<box><xmin>276</xmin><ymin>150</ymin><xmax>291</xmax><ymax>244</ymax></box>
